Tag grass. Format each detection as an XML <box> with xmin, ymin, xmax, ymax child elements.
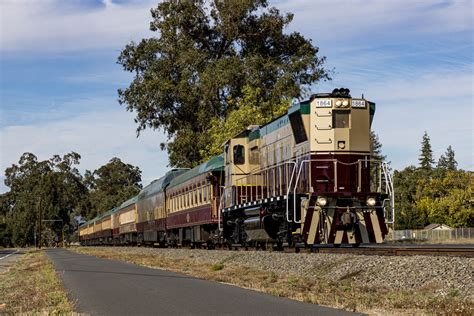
<box><xmin>0</xmin><ymin>249</ymin><xmax>74</xmax><ymax>315</ymax></box>
<box><xmin>73</xmin><ymin>247</ymin><xmax>474</xmax><ymax>315</ymax></box>
<box><xmin>211</xmin><ymin>262</ymin><xmax>225</xmax><ymax>271</ymax></box>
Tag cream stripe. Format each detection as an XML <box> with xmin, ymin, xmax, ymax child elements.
<box><xmin>357</xmin><ymin>211</ymin><xmax>370</xmax><ymax>243</ymax></box>
<box><xmin>307</xmin><ymin>209</ymin><xmax>320</xmax><ymax>245</ymax></box>
<box><xmin>334</xmin><ymin>230</ymin><xmax>344</xmax><ymax>244</ymax></box>
<box><xmin>370</xmin><ymin>212</ymin><xmax>383</xmax><ymax>243</ymax></box>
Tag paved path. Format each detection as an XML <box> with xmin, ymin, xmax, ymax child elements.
<box><xmin>0</xmin><ymin>249</ymin><xmax>25</xmax><ymax>273</ymax></box>
<box><xmin>47</xmin><ymin>248</ymin><xmax>360</xmax><ymax>316</ymax></box>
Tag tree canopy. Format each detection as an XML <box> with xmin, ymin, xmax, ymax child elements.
<box><xmin>394</xmin><ymin>132</ymin><xmax>472</xmax><ymax>229</ymax></box>
<box><xmin>201</xmin><ymin>85</ymin><xmax>289</xmax><ymax>161</ymax></box>
<box><xmin>0</xmin><ymin>153</ymin><xmax>142</xmax><ymax>247</ymax></box>
<box><xmin>1</xmin><ymin>153</ymin><xmax>88</xmax><ymax>246</ymax></box>
<box><xmin>84</xmin><ymin>157</ymin><xmax>142</xmax><ymax>219</ymax></box>
<box><xmin>118</xmin><ymin>0</ymin><xmax>330</xmax><ymax>167</ymax></box>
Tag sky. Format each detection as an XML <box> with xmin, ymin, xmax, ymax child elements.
<box><xmin>0</xmin><ymin>0</ymin><xmax>473</xmax><ymax>193</ymax></box>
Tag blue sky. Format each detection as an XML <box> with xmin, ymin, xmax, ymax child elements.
<box><xmin>0</xmin><ymin>0</ymin><xmax>472</xmax><ymax>193</ymax></box>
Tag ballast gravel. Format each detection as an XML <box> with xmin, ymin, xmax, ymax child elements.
<box><xmin>93</xmin><ymin>247</ymin><xmax>474</xmax><ymax>300</ymax></box>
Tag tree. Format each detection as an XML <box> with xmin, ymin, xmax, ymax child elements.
<box><xmin>393</xmin><ymin>166</ymin><xmax>427</xmax><ymax>229</ymax></box>
<box><xmin>3</xmin><ymin>152</ymin><xmax>88</xmax><ymax>246</ymax></box>
<box><xmin>437</xmin><ymin>145</ymin><xmax>457</xmax><ymax>171</ymax></box>
<box><xmin>369</xmin><ymin>131</ymin><xmax>387</xmax><ymax>191</ymax></box>
<box><xmin>85</xmin><ymin>157</ymin><xmax>142</xmax><ymax>219</ymax></box>
<box><xmin>416</xmin><ymin>170</ymin><xmax>472</xmax><ymax>227</ymax></box>
<box><xmin>201</xmin><ymin>85</ymin><xmax>289</xmax><ymax>161</ymax></box>
<box><xmin>418</xmin><ymin>131</ymin><xmax>434</xmax><ymax>171</ymax></box>
<box><xmin>370</xmin><ymin>131</ymin><xmax>386</xmax><ymax>162</ymax></box>
<box><xmin>118</xmin><ymin>0</ymin><xmax>330</xmax><ymax>167</ymax></box>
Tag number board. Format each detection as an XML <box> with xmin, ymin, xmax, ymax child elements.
<box><xmin>315</xmin><ymin>99</ymin><xmax>332</xmax><ymax>108</ymax></box>
<box><xmin>352</xmin><ymin>99</ymin><xmax>366</xmax><ymax>108</ymax></box>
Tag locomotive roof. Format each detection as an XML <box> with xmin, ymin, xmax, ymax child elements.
<box><xmin>168</xmin><ymin>154</ymin><xmax>224</xmax><ymax>188</ymax></box>
<box><xmin>138</xmin><ymin>169</ymin><xmax>188</xmax><ymax>199</ymax></box>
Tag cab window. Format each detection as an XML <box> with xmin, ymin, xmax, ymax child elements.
<box><xmin>333</xmin><ymin>110</ymin><xmax>350</xmax><ymax>128</ymax></box>
<box><xmin>233</xmin><ymin>145</ymin><xmax>245</xmax><ymax>165</ymax></box>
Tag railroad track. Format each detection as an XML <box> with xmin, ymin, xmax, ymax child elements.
<box><xmin>219</xmin><ymin>243</ymin><xmax>474</xmax><ymax>257</ymax></box>
<box><xmin>309</xmin><ymin>245</ymin><xmax>474</xmax><ymax>258</ymax></box>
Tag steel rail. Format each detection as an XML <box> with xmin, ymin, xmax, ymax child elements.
<box><xmin>310</xmin><ymin>246</ymin><xmax>474</xmax><ymax>258</ymax></box>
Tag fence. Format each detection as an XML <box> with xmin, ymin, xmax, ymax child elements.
<box><xmin>387</xmin><ymin>228</ymin><xmax>474</xmax><ymax>242</ymax></box>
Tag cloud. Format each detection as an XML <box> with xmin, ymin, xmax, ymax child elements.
<box><xmin>368</xmin><ymin>70</ymin><xmax>473</xmax><ymax>171</ymax></box>
<box><xmin>2</xmin><ymin>0</ymin><xmax>472</xmax><ymax>53</ymax></box>
<box><xmin>0</xmin><ymin>0</ymin><xmax>157</xmax><ymax>53</ymax></box>
<box><xmin>278</xmin><ymin>0</ymin><xmax>473</xmax><ymax>44</ymax></box>
<box><xmin>0</xmin><ymin>99</ymin><xmax>170</xmax><ymax>193</ymax></box>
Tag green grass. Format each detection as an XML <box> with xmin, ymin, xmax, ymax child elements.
<box><xmin>211</xmin><ymin>263</ymin><xmax>225</xmax><ymax>271</ymax></box>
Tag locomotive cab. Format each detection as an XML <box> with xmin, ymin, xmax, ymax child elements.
<box><xmin>223</xmin><ymin>127</ymin><xmax>261</xmax><ymax>208</ymax></box>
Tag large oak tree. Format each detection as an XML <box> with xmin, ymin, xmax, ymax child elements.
<box><xmin>118</xmin><ymin>0</ymin><xmax>330</xmax><ymax>167</ymax></box>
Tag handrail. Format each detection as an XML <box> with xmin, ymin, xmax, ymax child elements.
<box><xmin>234</xmin><ymin>160</ymin><xmax>298</xmax><ymax>203</ymax></box>
<box><xmin>223</xmin><ymin>157</ymin><xmax>395</xmax><ymax>227</ymax></box>
<box><xmin>284</xmin><ymin>161</ymin><xmax>297</xmax><ymax>223</ymax></box>
<box><xmin>218</xmin><ymin>186</ymin><xmax>225</xmax><ymax>232</ymax></box>
<box><xmin>315</xmin><ymin>138</ymin><xmax>332</xmax><ymax>144</ymax></box>
<box><xmin>291</xmin><ymin>158</ymin><xmax>394</xmax><ymax>224</ymax></box>
<box><xmin>381</xmin><ymin>162</ymin><xmax>395</xmax><ymax>225</ymax></box>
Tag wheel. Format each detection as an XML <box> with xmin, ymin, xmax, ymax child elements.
<box><xmin>352</xmin><ymin>243</ymin><xmax>360</xmax><ymax>248</ymax></box>
<box><xmin>274</xmin><ymin>242</ymin><xmax>284</xmax><ymax>251</ymax></box>
<box><xmin>334</xmin><ymin>244</ymin><xmax>341</xmax><ymax>248</ymax></box>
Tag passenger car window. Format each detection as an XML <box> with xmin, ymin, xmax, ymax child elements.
<box><xmin>233</xmin><ymin>145</ymin><xmax>245</xmax><ymax>165</ymax></box>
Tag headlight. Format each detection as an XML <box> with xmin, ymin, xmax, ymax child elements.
<box><xmin>317</xmin><ymin>196</ymin><xmax>327</xmax><ymax>207</ymax></box>
<box><xmin>366</xmin><ymin>197</ymin><xmax>376</xmax><ymax>207</ymax></box>
<box><xmin>342</xmin><ymin>100</ymin><xmax>349</xmax><ymax>107</ymax></box>
<box><xmin>335</xmin><ymin>100</ymin><xmax>342</xmax><ymax>107</ymax></box>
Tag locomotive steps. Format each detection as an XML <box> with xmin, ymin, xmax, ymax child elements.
<box><xmin>73</xmin><ymin>246</ymin><xmax>473</xmax><ymax>315</ymax></box>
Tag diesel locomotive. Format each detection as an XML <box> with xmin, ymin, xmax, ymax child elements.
<box><xmin>79</xmin><ymin>88</ymin><xmax>394</xmax><ymax>249</ymax></box>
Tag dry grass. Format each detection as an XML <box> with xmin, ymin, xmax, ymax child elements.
<box><xmin>73</xmin><ymin>247</ymin><xmax>473</xmax><ymax>315</ymax></box>
<box><xmin>0</xmin><ymin>249</ymin><xmax>74</xmax><ymax>315</ymax></box>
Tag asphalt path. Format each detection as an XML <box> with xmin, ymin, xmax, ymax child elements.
<box><xmin>47</xmin><ymin>248</ymin><xmax>360</xmax><ymax>316</ymax></box>
<box><xmin>0</xmin><ymin>249</ymin><xmax>24</xmax><ymax>273</ymax></box>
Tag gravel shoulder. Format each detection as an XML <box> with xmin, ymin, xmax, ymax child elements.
<box><xmin>73</xmin><ymin>246</ymin><xmax>474</xmax><ymax>315</ymax></box>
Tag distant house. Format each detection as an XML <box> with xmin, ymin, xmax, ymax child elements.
<box><xmin>423</xmin><ymin>223</ymin><xmax>452</xmax><ymax>231</ymax></box>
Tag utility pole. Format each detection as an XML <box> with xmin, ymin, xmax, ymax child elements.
<box><xmin>38</xmin><ymin>196</ymin><xmax>42</xmax><ymax>249</ymax></box>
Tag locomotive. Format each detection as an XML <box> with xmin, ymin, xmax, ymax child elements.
<box><xmin>79</xmin><ymin>88</ymin><xmax>394</xmax><ymax>249</ymax></box>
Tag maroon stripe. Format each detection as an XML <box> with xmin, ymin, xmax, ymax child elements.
<box><xmin>363</xmin><ymin>212</ymin><xmax>376</xmax><ymax>243</ymax></box>
<box><xmin>167</xmin><ymin>206</ymin><xmax>213</xmax><ymax>229</ymax></box>
<box><xmin>341</xmin><ymin>232</ymin><xmax>348</xmax><ymax>244</ymax></box>
<box><xmin>377</xmin><ymin>211</ymin><xmax>389</xmax><ymax>237</ymax></box>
